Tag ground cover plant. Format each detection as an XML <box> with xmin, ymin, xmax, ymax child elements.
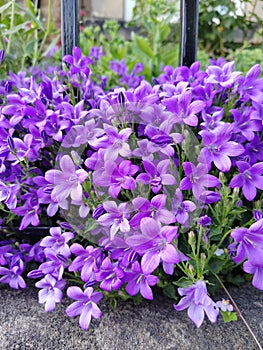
<box><xmin>0</xmin><ymin>45</ymin><xmax>263</xmax><ymax>343</ymax></box>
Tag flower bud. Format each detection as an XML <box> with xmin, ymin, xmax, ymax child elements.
<box><xmin>188</xmin><ymin>231</ymin><xmax>196</xmax><ymax>246</ymax></box>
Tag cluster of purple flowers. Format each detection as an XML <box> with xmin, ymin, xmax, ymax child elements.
<box><xmin>1</xmin><ymin>47</ymin><xmax>263</xmax><ymax>329</ymax></box>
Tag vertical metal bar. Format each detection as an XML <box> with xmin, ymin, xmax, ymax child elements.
<box><xmin>61</xmin><ymin>0</ymin><xmax>79</xmax><ymax>57</ymax></box>
<box><xmin>179</xmin><ymin>0</ymin><xmax>199</xmax><ymax>67</ymax></box>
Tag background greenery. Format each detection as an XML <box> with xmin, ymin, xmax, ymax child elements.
<box><xmin>0</xmin><ymin>0</ymin><xmax>263</xmax><ymax>80</ymax></box>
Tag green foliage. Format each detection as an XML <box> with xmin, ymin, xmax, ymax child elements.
<box><xmin>0</xmin><ymin>0</ymin><xmax>59</xmax><ymax>77</ymax></box>
<box><xmin>221</xmin><ymin>310</ymin><xmax>238</xmax><ymax>323</ymax></box>
<box><xmin>199</xmin><ymin>0</ymin><xmax>263</xmax><ymax>57</ymax></box>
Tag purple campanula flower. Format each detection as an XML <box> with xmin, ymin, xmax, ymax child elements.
<box><xmin>40</xmin><ymin>227</ymin><xmax>74</xmax><ymax>257</ymax></box>
<box><xmin>123</xmin><ymin>261</ymin><xmax>158</xmax><ymax>300</ymax></box>
<box><xmin>254</xmin><ymin>210</ymin><xmax>263</xmax><ymax>221</ymax></box>
<box><xmin>172</xmin><ymin>188</ymin><xmax>196</xmax><ymax>225</ymax></box>
<box><xmin>199</xmin><ymin>124</ymin><xmax>244</xmax><ymax>172</ymax></box>
<box><xmin>0</xmin><ymin>264</ymin><xmax>26</xmax><ymax>289</ymax></box>
<box><xmin>96</xmin><ymin>201</ymin><xmax>130</xmax><ymax>240</ymax></box>
<box><xmin>243</xmin><ymin>260</ymin><xmax>263</xmax><ymax>290</ymax></box>
<box><xmin>126</xmin><ymin>217</ymin><xmax>180</xmax><ymax>274</ymax></box>
<box><xmin>229</xmin><ymin>161</ymin><xmax>263</xmax><ymax>201</ymax></box>
<box><xmin>89</xmin><ymin>46</ymin><xmax>104</xmax><ymax>62</ymax></box>
<box><xmin>136</xmin><ymin>159</ymin><xmax>176</xmax><ymax>194</ymax></box>
<box><xmin>63</xmin><ymin>46</ymin><xmax>92</xmax><ymax>77</ymax></box>
<box><xmin>103</xmin><ymin>125</ymin><xmax>132</xmax><ymax>161</ymax></box>
<box><xmin>230</xmin><ymin>108</ymin><xmax>262</xmax><ymax>141</ymax></box>
<box><xmin>35</xmin><ymin>274</ymin><xmax>66</xmax><ymax>312</ymax></box>
<box><xmin>45</xmin><ymin>155</ymin><xmax>88</xmax><ymax>203</ymax></box>
<box><xmin>174</xmin><ymin>280</ymin><xmax>219</xmax><ymax>328</ymax></box>
<box><xmin>216</xmin><ymin>299</ymin><xmax>233</xmax><ymax>312</ymax></box>
<box><xmin>66</xmin><ymin>286</ymin><xmax>103</xmax><ymax>330</ymax></box>
<box><xmin>200</xmin><ymin>108</ymin><xmax>224</xmax><ymax>131</ymax></box>
<box><xmin>93</xmin><ymin>160</ymin><xmax>139</xmax><ymax>199</ymax></box>
<box><xmin>230</xmin><ymin>219</ymin><xmax>263</xmax><ymax>265</ymax></box>
<box><xmin>95</xmin><ymin>257</ymin><xmax>124</xmax><ymax>292</ymax></box>
<box><xmin>92</xmin><ymin>204</ymin><xmax>106</xmax><ymax>220</ymax></box>
<box><xmin>0</xmin><ymin>49</ymin><xmax>5</xmax><ymax>64</ymax></box>
<box><xmin>243</xmin><ymin>135</ymin><xmax>263</xmax><ymax>164</ymax></box>
<box><xmin>132</xmin><ymin>139</ymin><xmax>155</xmax><ymax>161</ymax></box>
<box><xmin>130</xmin><ymin>194</ymin><xmax>175</xmax><ymax>227</ymax></box>
<box><xmin>0</xmin><ymin>181</ymin><xmax>20</xmax><ymax>209</ymax></box>
<box><xmin>237</xmin><ymin>64</ymin><xmax>263</xmax><ymax>103</ymax></box>
<box><xmin>12</xmin><ymin>201</ymin><xmax>41</xmax><ymax>230</ymax></box>
<box><xmin>180</xmin><ymin>161</ymin><xmax>220</xmax><ymax>199</ymax></box>
<box><xmin>162</xmin><ymin>90</ymin><xmax>205</xmax><ymax>127</ymax></box>
<box><xmin>69</xmin><ymin>243</ymin><xmax>103</xmax><ymax>282</ymax></box>
<box><xmin>37</xmin><ymin>248</ymin><xmax>69</xmax><ymax>280</ymax></box>
<box><xmin>205</xmin><ymin>61</ymin><xmax>241</xmax><ymax>89</ymax></box>
<box><xmin>199</xmin><ymin>215</ymin><xmax>212</xmax><ymax>227</ymax></box>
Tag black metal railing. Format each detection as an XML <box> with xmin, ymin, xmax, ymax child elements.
<box><xmin>60</xmin><ymin>0</ymin><xmax>199</xmax><ymax>67</ymax></box>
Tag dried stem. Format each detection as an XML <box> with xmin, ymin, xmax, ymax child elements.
<box><xmin>214</xmin><ymin>274</ymin><xmax>263</xmax><ymax>350</ymax></box>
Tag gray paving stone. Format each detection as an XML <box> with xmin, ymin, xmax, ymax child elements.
<box><xmin>0</xmin><ymin>281</ymin><xmax>262</xmax><ymax>350</ymax></box>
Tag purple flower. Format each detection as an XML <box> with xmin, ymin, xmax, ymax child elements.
<box><xmin>37</xmin><ymin>248</ymin><xmax>69</xmax><ymax>280</ymax></box>
<box><xmin>243</xmin><ymin>260</ymin><xmax>263</xmax><ymax>290</ymax></box>
<box><xmin>93</xmin><ymin>160</ymin><xmax>139</xmax><ymax>198</ymax></box>
<box><xmin>12</xmin><ymin>201</ymin><xmax>41</xmax><ymax>230</ymax></box>
<box><xmin>237</xmin><ymin>64</ymin><xmax>263</xmax><ymax>103</ymax></box>
<box><xmin>230</xmin><ymin>219</ymin><xmax>263</xmax><ymax>265</ymax></box>
<box><xmin>199</xmin><ymin>215</ymin><xmax>212</xmax><ymax>227</ymax></box>
<box><xmin>162</xmin><ymin>90</ymin><xmax>205</xmax><ymax>127</ymax></box>
<box><xmin>40</xmin><ymin>227</ymin><xmax>74</xmax><ymax>257</ymax></box>
<box><xmin>216</xmin><ymin>299</ymin><xmax>233</xmax><ymax>312</ymax></box>
<box><xmin>0</xmin><ymin>264</ymin><xmax>26</xmax><ymax>289</ymax></box>
<box><xmin>205</xmin><ymin>61</ymin><xmax>241</xmax><ymax>89</ymax></box>
<box><xmin>97</xmin><ymin>201</ymin><xmax>130</xmax><ymax>240</ymax></box>
<box><xmin>45</xmin><ymin>155</ymin><xmax>88</xmax><ymax>203</ymax></box>
<box><xmin>123</xmin><ymin>261</ymin><xmax>158</xmax><ymax>300</ymax></box>
<box><xmin>89</xmin><ymin>46</ymin><xmax>104</xmax><ymax>62</ymax></box>
<box><xmin>130</xmin><ymin>194</ymin><xmax>175</xmax><ymax>227</ymax></box>
<box><xmin>180</xmin><ymin>161</ymin><xmax>220</xmax><ymax>199</ymax></box>
<box><xmin>66</xmin><ymin>286</ymin><xmax>103</xmax><ymax>330</ymax></box>
<box><xmin>126</xmin><ymin>217</ymin><xmax>180</xmax><ymax>274</ymax></box>
<box><xmin>174</xmin><ymin>280</ymin><xmax>219</xmax><ymax>328</ymax></box>
<box><xmin>103</xmin><ymin>126</ymin><xmax>132</xmax><ymax>161</ymax></box>
<box><xmin>199</xmin><ymin>124</ymin><xmax>244</xmax><ymax>172</ymax></box>
<box><xmin>172</xmin><ymin>188</ymin><xmax>196</xmax><ymax>224</ymax></box>
<box><xmin>35</xmin><ymin>274</ymin><xmax>66</xmax><ymax>312</ymax></box>
<box><xmin>95</xmin><ymin>257</ymin><xmax>124</xmax><ymax>291</ymax></box>
<box><xmin>254</xmin><ymin>210</ymin><xmax>263</xmax><ymax>221</ymax></box>
<box><xmin>69</xmin><ymin>243</ymin><xmax>103</xmax><ymax>282</ymax></box>
<box><xmin>0</xmin><ymin>181</ymin><xmax>20</xmax><ymax>209</ymax></box>
<box><xmin>136</xmin><ymin>159</ymin><xmax>176</xmax><ymax>194</ymax></box>
<box><xmin>63</xmin><ymin>46</ymin><xmax>92</xmax><ymax>77</ymax></box>
<box><xmin>229</xmin><ymin>161</ymin><xmax>263</xmax><ymax>201</ymax></box>
<box><xmin>0</xmin><ymin>49</ymin><xmax>5</xmax><ymax>64</ymax></box>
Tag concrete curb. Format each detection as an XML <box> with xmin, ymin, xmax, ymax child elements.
<box><xmin>0</xmin><ymin>282</ymin><xmax>262</xmax><ymax>350</ymax></box>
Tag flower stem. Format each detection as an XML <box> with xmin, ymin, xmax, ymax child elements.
<box><xmin>214</xmin><ymin>274</ymin><xmax>263</xmax><ymax>350</ymax></box>
<box><xmin>6</xmin><ymin>0</ymin><xmax>15</xmax><ymax>54</ymax></box>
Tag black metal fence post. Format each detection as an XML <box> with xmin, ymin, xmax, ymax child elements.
<box><xmin>179</xmin><ymin>0</ymin><xmax>199</xmax><ymax>67</ymax></box>
<box><xmin>61</xmin><ymin>0</ymin><xmax>79</xmax><ymax>57</ymax></box>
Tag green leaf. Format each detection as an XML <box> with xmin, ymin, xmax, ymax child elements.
<box><xmin>26</xmin><ymin>0</ymin><xmax>36</xmax><ymax>15</ymax></box>
<box><xmin>3</xmin><ymin>22</ymin><xmax>30</xmax><ymax>35</ymax></box>
<box><xmin>173</xmin><ymin>277</ymin><xmax>193</xmax><ymax>288</ymax></box>
<box><xmin>207</xmin><ymin>256</ymin><xmax>226</xmax><ymax>274</ymax></box>
<box><xmin>132</xmin><ymin>34</ymin><xmax>154</xmax><ymax>59</ymax></box>
<box><xmin>220</xmin><ymin>311</ymin><xmax>238</xmax><ymax>323</ymax></box>
<box><xmin>25</xmin><ymin>38</ymin><xmax>36</xmax><ymax>56</ymax></box>
<box><xmin>0</xmin><ymin>2</ymin><xmax>11</xmax><ymax>14</ymax></box>
<box><xmin>110</xmin><ymin>298</ymin><xmax>117</xmax><ymax>310</ymax></box>
<box><xmin>14</xmin><ymin>2</ymin><xmax>44</xmax><ymax>30</ymax></box>
<box><xmin>163</xmin><ymin>284</ymin><xmax>177</xmax><ymax>300</ymax></box>
<box><xmin>42</xmin><ymin>35</ymin><xmax>60</xmax><ymax>56</ymax></box>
